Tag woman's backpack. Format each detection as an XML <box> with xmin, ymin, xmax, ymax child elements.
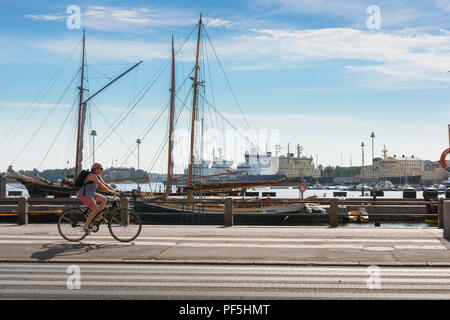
<box><xmin>74</xmin><ymin>170</ymin><xmax>93</xmax><ymax>189</ymax></box>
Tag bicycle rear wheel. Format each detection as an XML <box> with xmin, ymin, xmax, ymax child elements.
<box><xmin>58</xmin><ymin>207</ymin><xmax>89</xmax><ymax>242</ymax></box>
<box><xmin>108</xmin><ymin>208</ymin><xmax>142</xmax><ymax>242</ymax></box>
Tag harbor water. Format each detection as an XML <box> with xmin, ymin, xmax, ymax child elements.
<box><xmin>6</xmin><ymin>182</ymin><xmax>425</xmax><ymax>198</ymax></box>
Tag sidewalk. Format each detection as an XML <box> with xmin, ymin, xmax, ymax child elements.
<box><xmin>0</xmin><ymin>224</ymin><xmax>449</xmax><ymax>266</ymax></box>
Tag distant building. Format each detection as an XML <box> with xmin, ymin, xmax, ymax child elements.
<box><xmin>108</xmin><ymin>167</ymin><xmax>131</xmax><ymax>180</ymax></box>
<box><xmin>360</xmin><ymin>150</ymin><xmax>448</xmax><ymax>184</ymax></box>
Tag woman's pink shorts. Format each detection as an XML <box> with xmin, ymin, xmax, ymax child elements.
<box><xmin>78</xmin><ymin>194</ymin><xmax>106</xmax><ymax>209</ymax></box>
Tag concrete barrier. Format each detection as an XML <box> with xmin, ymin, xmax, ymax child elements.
<box><xmin>444</xmin><ymin>201</ymin><xmax>450</xmax><ymax>241</ymax></box>
<box><xmin>17</xmin><ymin>197</ymin><xmax>28</xmax><ymax>225</ymax></box>
<box><xmin>329</xmin><ymin>199</ymin><xmax>338</xmax><ymax>228</ymax></box>
<box><xmin>224</xmin><ymin>198</ymin><xmax>233</xmax><ymax>227</ymax></box>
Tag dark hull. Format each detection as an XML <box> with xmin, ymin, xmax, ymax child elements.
<box><xmin>20</xmin><ymin>181</ymin><xmax>76</xmax><ymax>198</ymax></box>
<box><xmin>133</xmin><ymin>201</ymin><xmax>292</xmax><ymax>225</ymax></box>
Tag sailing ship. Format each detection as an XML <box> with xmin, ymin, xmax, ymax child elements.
<box><xmin>7</xmin><ymin>31</ymin><xmax>142</xmax><ymax>198</ymax></box>
<box><xmin>138</xmin><ymin>15</ymin><xmax>304</xmax><ymax>215</ymax></box>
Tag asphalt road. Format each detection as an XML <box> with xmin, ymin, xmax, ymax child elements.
<box><xmin>1</xmin><ymin>263</ymin><xmax>450</xmax><ymax>300</ymax></box>
<box><xmin>1</xmin><ymin>224</ymin><xmax>450</xmax><ymax>266</ymax></box>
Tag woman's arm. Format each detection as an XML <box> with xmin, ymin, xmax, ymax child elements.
<box><xmin>88</xmin><ymin>175</ymin><xmax>116</xmax><ymax>194</ymax></box>
<box><xmin>98</xmin><ymin>176</ymin><xmax>116</xmax><ymax>193</ymax></box>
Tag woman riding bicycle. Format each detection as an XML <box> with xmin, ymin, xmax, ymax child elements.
<box><xmin>77</xmin><ymin>163</ymin><xmax>117</xmax><ymax>233</ymax></box>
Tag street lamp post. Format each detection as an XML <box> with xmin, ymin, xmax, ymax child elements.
<box><xmin>361</xmin><ymin>142</ymin><xmax>365</xmax><ymax>196</ymax></box>
<box><xmin>402</xmin><ymin>155</ymin><xmax>407</xmax><ymax>186</ymax></box>
<box><xmin>91</xmin><ymin>130</ymin><xmax>97</xmax><ymax>164</ymax></box>
<box><xmin>136</xmin><ymin>138</ymin><xmax>141</xmax><ymax>191</ymax></box>
<box><xmin>370</xmin><ymin>132</ymin><xmax>375</xmax><ymax>186</ymax></box>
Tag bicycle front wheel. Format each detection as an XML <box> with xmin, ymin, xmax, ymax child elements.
<box><xmin>58</xmin><ymin>207</ymin><xmax>88</xmax><ymax>242</ymax></box>
<box><xmin>108</xmin><ymin>208</ymin><xmax>142</xmax><ymax>242</ymax></box>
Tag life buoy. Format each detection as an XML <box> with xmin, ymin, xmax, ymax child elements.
<box><xmin>440</xmin><ymin>148</ymin><xmax>450</xmax><ymax>172</ymax></box>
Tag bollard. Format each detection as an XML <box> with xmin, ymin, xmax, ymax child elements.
<box><xmin>426</xmin><ymin>203</ymin><xmax>432</xmax><ymax>215</ymax></box>
<box><xmin>443</xmin><ymin>201</ymin><xmax>450</xmax><ymax>241</ymax></box>
<box><xmin>224</xmin><ymin>197</ymin><xmax>233</xmax><ymax>227</ymax></box>
<box><xmin>17</xmin><ymin>197</ymin><xmax>28</xmax><ymax>225</ymax></box>
<box><xmin>438</xmin><ymin>198</ymin><xmax>444</xmax><ymax>229</ymax></box>
<box><xmin>120</xmin><ymin>197</ymin><xmax>130</xmax><ymax>225</ymax></box>
<box><xmin>329</xmin><ymin>199</ymin><xmax>338</xmax><ymax>228</ymax></box>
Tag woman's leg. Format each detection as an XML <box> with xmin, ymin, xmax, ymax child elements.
<box><xmin>85</xmin><ymin>206</ymin><xmax>99</xmax><ymax>231</ymax></box>
<box><xmin>79</xmin><ymin>195</ymin><xmax>99</xmax><ymax>232</ymax></box>
<box><xmin>94</xmin><ymin>194</ymin><xmax>107</xmax><ymax>220</ymax></box>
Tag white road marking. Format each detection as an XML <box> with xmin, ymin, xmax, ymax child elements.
<box><xmin>1</xmin><ymin>280</ymin><xmax>450</xmax><ymax>291</ymax></box>
<box><xmin>0</xmin><ymin>234</ymin><xmax>442</xmax><ymax>243</ymax></box>
<box><xmin>0</xmin><ymin>239</ymin><xmax>445</xmax><ymax>249</ymax></box>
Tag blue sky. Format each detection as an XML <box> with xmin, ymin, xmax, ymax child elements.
<box><xmin>0</xmin><ymin>0</ymin><xmax>450</xmax><ymax>172</ymax></box>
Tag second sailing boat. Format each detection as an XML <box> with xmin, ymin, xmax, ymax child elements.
<box><xmin>139</xmin><ymin>15</ymin><xmax>304</xmax><ymax>215</ymax></box>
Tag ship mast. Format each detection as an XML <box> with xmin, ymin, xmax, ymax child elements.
<box><xmin>187</xmin><ymin>14</ymin><xmax>202</xmax><ymax>202</ymax></box>
<box><xmin>166</xmin><ymin>35</ymin><xmax>176</xmax><ymax>197</ymax></box>
<box><xmin>74</xmin><ymin>30</ymin><xmax>142</xmax><ymax>178</ymax></box>
<box><xmin>75</xmin><ymin>30</ymin><xmax>86</xmax><ymax>178</ymax></box>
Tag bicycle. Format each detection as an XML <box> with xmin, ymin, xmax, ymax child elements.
<box><xmin>57</xmin><ymin>194</ymin><xmax>142</xmax><ymax>242</ymax></box>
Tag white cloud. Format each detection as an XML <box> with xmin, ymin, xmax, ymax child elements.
<box><xmin>26</xmin><ymin>6</ymin><xmax>201</xmax><ymax>32</ymax></box>
<box><xmin>26</xmin><ymin>14</ymin><xmax>66</xmax><ymax>21</ymax></box>
<box><xmin>0</xmin><ymin>101</ymin><xmax>72</xmax><ymax>109</ymax></box>
<box><xmin>26</xmin><ymin>6</ymin><xmax>240</xmax><ymax>33</ymax></box>
<box><xmin>82</xmin><ymin>6</ymin><xmax>196</xmax><ymax>32</ymax></box>
<box><xmin>204</xmin><ymin>17</ymin><xmax>233</xmax><ymax>29</ymax></box>
<box><xmin>219</xmin><ymin>28</ymin><xmax>450</xmax><ymax>82</ymax></box>
<box><xmin>20</xmin><ymin>25</ymin><xmax>450</xmax><ymax>83</ymax></box>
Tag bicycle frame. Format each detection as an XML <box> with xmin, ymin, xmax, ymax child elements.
<box><xmin>80</xmin><ymin>199</ymin><xmax>121</xmax><ymax>228</ymax></box>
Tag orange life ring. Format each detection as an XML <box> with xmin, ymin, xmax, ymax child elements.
<box><xmin>440</xmin><ymin>148</ymin><xmax>450</xmax><ymax>172</ymax></box>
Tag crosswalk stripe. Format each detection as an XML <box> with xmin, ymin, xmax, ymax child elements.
<box><xmin>1</xmin><ymin>264</ymin><xmax>450</xmax><ymax>275</ymax></box>
<box><xmin>1</xmin><ymin>273</ymin><xmax>450</xmax><ymax>283</ymax></box>
<box><xmin>0</xmin><ymin>239</ymin><xmax>445</xmax><ymax>249</ymax></box>
<box><xmin>1</xmin><ymin>280</ymin><xmax>450</xmax><ymax>291</ymax></box>
<box><xmin>0</xmin><ymin>235</ymin><xmax>442</xmax><ymax>243</ymax></box>
<box><xmin>0</xmin><ymin>267</ymin><xmax>449</xmax><ymax>276</ymax></box>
